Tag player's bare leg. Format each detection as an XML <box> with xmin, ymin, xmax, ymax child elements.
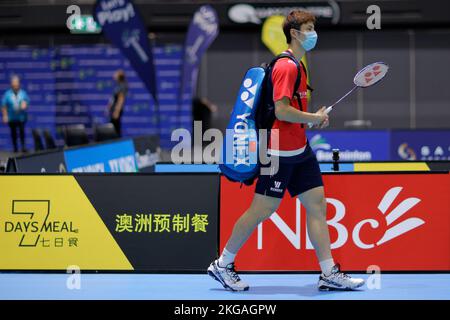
<box><xmin>298</xmin><ymin>186</ymin><xmax>332</xmax><ymax>262</ymax></box>
<box><xmin>299</xmin><ymin>186</ymin><xmax>365</xmax><ymax>290</ymax></box>
<box><xmin>207</xmin><ymin>193</ymin><xmax>281</xmax><ymax>291</ymax></box>
<box><xmin>225</xmin><ymin>193</ymin><xmax>281</xmax><ymax>253</ymax></box>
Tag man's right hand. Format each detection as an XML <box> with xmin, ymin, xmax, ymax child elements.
<box><xmin>2</xmin><ymin>114</ymin><xmax>8</xmax><ymax>124</ymax></box>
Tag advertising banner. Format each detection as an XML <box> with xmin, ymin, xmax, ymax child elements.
<box><xmin>0</xmin><ymin>174</ymin><xmax>219</xmax><ymax>271</ymax></box>
<box><xmin>132</xmin><ymin>135</ymin><xmax>160</xmax><ymax>172</ymax></box>
<box><xmin>391</xmin><ymin>130</ymin><xmax>450</xmax><ymax>161</ymax></box>
<box><xmin>307</xmin><ymin>130</ymin><xmax>391</xmax><ymax>161</ymax></box>
<box><xmin>179</xmin><ymin>5</ymin><xmax>219</xmax><ymax>129</ymax></box>
<box><xmin>220</xmin><ymin>173</ymin><xmax>450</xmax><ymax>271</ymax></box>
<box><xmin>64</xmin><ymin>139</ymin><xmax>137</xmax><ymax>172</ymax></box>
<box><xmin>11</xmin><ymin>151</ymin><xmax>67</xmax><ymax>173</ymax></box>
<box><xmin>94</xmin><ymin>0</ymin><xmax>158</xmax><ymax>104</ymax></box>
<box><xmin>228</xmin><ymin>2</ymin><xmax>340</xmax><ymax>25</ymax></box>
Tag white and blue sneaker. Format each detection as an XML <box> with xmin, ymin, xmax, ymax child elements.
<box><xmin>207</xmin><ymin>259</ymin><xmax>249</xmax><ymax>292</ymax></box>
<box><xmin>318</xmin><ymin>264</ymin><xmax>365</xmax><ymax>291</ymax></box>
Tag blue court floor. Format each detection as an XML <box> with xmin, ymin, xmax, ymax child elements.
<box><xmin>0</xmin><ymin>273</ymin><xmax>449</xmax><ymax>300</ymax></box>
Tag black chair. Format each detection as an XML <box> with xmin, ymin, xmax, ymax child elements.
<box><xmin>43</xmin><ymin>129</ymin><xmax>57</xmax><ymax>149</ymax></box>
<box><xmin>94</xmin><ymin>123</ymin><xmax>119</xmax><ymax>142</ymax></box>
<box><xmin>31</xmin><ymin>128</ymin><xmax>45</xmax><ymax>151</ymax></box>
<box><xmin>63</xmin><ymin>124</ymin><xmax>89</xmax><ymax>147</ymax></box>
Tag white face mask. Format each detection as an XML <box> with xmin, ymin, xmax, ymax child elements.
<box><xmin>292</xmin><ymin>29</ymin><xmax>318</xmax><ymax>51</ymax></box>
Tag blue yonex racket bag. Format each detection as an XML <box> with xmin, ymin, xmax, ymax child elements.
<box><xmin>220</xmin><ymin>51</ymin><xmax>303</xmax><ymax>185</ymax></box>
<box><xmin>219</xmin><ymin>66</ymin><xmax>265</xmax><ymax>184</ymax></box>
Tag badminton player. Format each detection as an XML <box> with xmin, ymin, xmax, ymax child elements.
<box><xmin>208</xmin><ymin>10</ymin><xmax>365</xmax><ymax>291</ymax></box>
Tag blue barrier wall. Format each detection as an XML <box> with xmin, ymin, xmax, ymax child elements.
<box><xmin>391</xmin><ymin>130</ymin><xmax>450</xmax><ymax>161</ymax></box>
<box><xmin>64</xmin><ymin>139</ymin><xmax>137</xmax><ymax>172</ymax></box>
<box><xmin>307</xmin><ymin>130</ymin><xmax>450</xmax><ymax>162</ymax></box>
<box><xmin>307</xmin><ymin>130</ymin><xmax>391</xmax><ymax>161</ymax></box>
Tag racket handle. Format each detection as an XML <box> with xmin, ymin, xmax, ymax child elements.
<box><xmin>308</xmin><ymin>106</ymin><xmax>333</xmax><ymax>128</ymax></box>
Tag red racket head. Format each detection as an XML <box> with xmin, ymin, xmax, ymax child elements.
<box><xmin>354</xmin><ymin>62</ymin><xmax>389</xmax><ymax>88</ymax></box>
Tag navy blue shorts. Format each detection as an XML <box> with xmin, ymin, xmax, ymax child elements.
<box><xmin>255</xmin><ymin>145</ymin><xmax>323</xmax><ymax>198</ymax></box>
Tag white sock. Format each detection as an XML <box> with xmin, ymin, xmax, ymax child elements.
<box><xmin>218</xmin><ymin>248</ymin><xmax>236</xmax><ymax>267</ymax></box>
<box><xmin>319</xmin><ymin>258</ymin><xmax>335</xmax><ymax>276</ymax></box>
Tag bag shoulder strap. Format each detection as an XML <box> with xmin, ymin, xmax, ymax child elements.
<box><xmin>270</xmin><ymin>52</ymin><xmax>314</xmax><ymax>93</ymax></box>
<box><xmin>269</xmin><ymin>51</ymin><xmax>302</xmax><ymax>99</ymax></box>
<box><xmin>299</xmin><ymin>59</ymin><xmax>314</xmax><ymax>92</ymax></box>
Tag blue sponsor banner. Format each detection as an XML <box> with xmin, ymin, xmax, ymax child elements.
<box><xmin>94</xmin><ymin>0</ymin><xmax>158</xmax><ymax>104</ymax></box>
<box><xmin>64</xmin><ymin>139</ymin><xmax>137</xmax><ymax>172</ymax></box>
<box><xmin>179</xmin><ymin>5</ymin><xmax>219</xmax><ymax>130</ymax></box>
<box><xmin>391</xmin><ymin>130</ymin><xmax>450</xmax><ymax>161</ymax></box>
<box><xmin>307</xmin><ymin>130</ymin><xmax>391</xmax><ymax>161</ymax></box>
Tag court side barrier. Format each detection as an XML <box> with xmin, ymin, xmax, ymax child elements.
<box><xmin>154</xmin><ymin>161</ymin><xmax>450</xmax><ymax>173</ymax></box>
<box><xmin>5</xmin><ymin>135</ymin><xmax>160</xmax><ymax>173</ymax></box>
<box><xmin>1</xmin><ymin>170</ymin><xmax>448</xmax><ymax>272</ymax></box>
<box><xmin>0</xmin><ymin>173</ymin><xmax>219</xmax><ymax>272</ymax></box>
<box><xmin>306</xmin><ymin>129</ymin><xmax>450</xmax><ymax>162</ymax></box>
<box><xmin>220</xmin><ymin>171</ymin><xmax>450</xmax><ymax>272</ymax></box>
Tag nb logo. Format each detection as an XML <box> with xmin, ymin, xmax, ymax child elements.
<box><xmin>240</xmin><ymin>78</ymin><xmax>258</xmax><ymax>109</ymax></box>
<box><xmin>274</xmin><ymin>181</ymin><xmax>281</xmax><ymax>188</ymax></box>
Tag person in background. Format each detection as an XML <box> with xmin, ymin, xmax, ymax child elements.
<box><xmin>192</xmin><ymin>97</ymin><xmax>218</xmax><ymax>162</ymax></box>
<box><xmin>107</xmin><ymin>69</ymin><xmax>128</xmax><ymax>136</ymax></box>
<box><xmin>192</xmin><ymin>96</ymin><xmax>218</xmax><ymax>134</ymax></box>
<box><xmin>1</xmin><ymin>75</ymin><xmax>29</xmax><ymax>153</ymax></box>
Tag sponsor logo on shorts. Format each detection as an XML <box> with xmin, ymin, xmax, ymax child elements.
<box><xmin>270</xmin><ymin>181</ymin><xmax>283</xmax><ymax>193</ymax></box>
